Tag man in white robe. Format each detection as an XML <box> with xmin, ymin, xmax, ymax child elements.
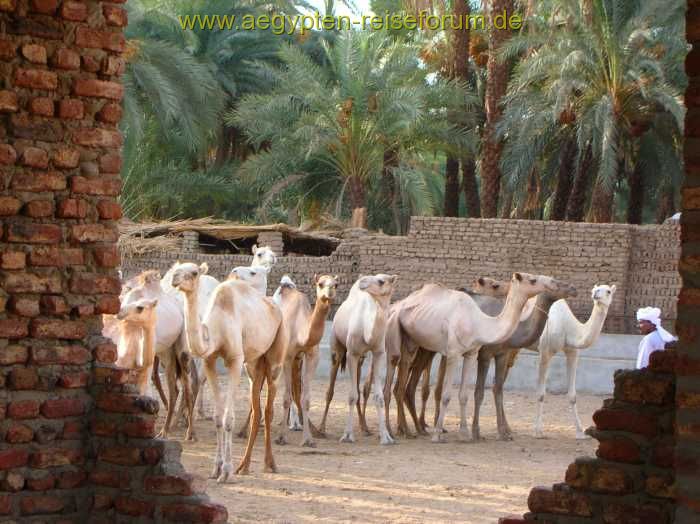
<box><xmin>635</xmin><ymin>306</ymin><xmax>678</xmax><ymax>369</ymax></box>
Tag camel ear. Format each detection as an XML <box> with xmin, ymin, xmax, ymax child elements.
<box><xmin>314</xmin><ymin>273</ymin><xmax>319</xmax><ymax>284</ymax></box>
<box><xmin>199</xmin><ymin>262</ymin><xmax>209</xmax><ymax>275</ymax></box>
<box><xmin>514</xmin><ymin>272</ymin><xmax>523</xmax><ymax>282</ymax></box>
<box><xmin>389</xmin><ymin>274</ymin><xmax>398</xmax><ymax>284</ymax></box>
<box><xmin>610</xmin><ymin>284</ymin><xmax>617</xmax><ymax>294</ymax></box>
<box><xmin>252</xmin><ymin>245</ymin><xmax>258</xmax><ymax>255</ymax></box>
<box><xmin>333</xmin><ymin>275</ymin><xmax>339</xmax><ymax>282</ymax></box>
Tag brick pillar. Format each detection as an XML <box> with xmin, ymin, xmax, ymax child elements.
<box><xmin>181</xmin><ymin>230</ymin><xmax>200</xmax><ymax>253</ymax></box>
<box><xmin>0</xmin><ymin>2</ymin><xmax>226</xmax><ymax>522</ymax></box>
<box><xmin>256</xmin><ymin>231</ymin><xmax>284</xmax><ymax>256</ymax></box>
<box><xmin>677</xmin><ymin>1</ymin><xmax>700</xmax><ymax>521</ymax></box>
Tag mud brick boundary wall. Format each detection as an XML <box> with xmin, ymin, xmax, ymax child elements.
<box><xmin>121</xmin><ymin>218</ymin><xmax>681</xmax><ymax>335</ymax></box>
<box><xmin>0</xmin><ymin>2</ymin><xmax>226</xmax><ymax>522</ymax></box>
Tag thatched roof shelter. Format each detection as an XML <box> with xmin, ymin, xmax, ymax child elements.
<box><xmin>118</xmin><ymin>218</ymin><xmax>342</xmax><ymax>257</ymax></box>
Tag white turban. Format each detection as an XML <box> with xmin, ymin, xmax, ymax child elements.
<box><xmin>636</xmin><ymin>307</ymin><xmax>678</xmax><ymax>344</ymax></box>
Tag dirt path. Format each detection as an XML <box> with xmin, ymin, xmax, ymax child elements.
<box><xmin>164</xmin><ymin>379</ymin><xmax>600</xmax><ymax>523</ymax></box>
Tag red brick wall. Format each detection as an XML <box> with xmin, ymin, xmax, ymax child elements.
<box><xmin>677</xmin><ymin>0</ymin><xmax>700</xmax><ymax>521</ymax></box>
<box><xmin>0</xmin><ymin>2</ymin><xmax>226</xmax><ymax>521</ymax></box>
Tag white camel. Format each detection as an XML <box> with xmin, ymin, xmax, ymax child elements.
<box><xmin>172</xmin><ymin>262</ymin><xmax>287</xmax><ymax>481</ymax></box>
<box><xmin>228</xmin><ymin>265</ymin><xmax>270</xmax><ymax>294</ymax></box>
<box><xmin>328</xmin><ymin>274</ymin><xmax>398</xmax><ymax>445</ymax></box>
<box><xmin>388</xmin><ymin>273</ymin><xmax>569</xmax><ymax>442</ymax></box>
<box><xmin>529</xmin><ymin>284</ymin><xmax>616</xmax><ymax>439</ymax></box>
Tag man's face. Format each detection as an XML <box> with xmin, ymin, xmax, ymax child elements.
<box><xmin>638</xmin><ymin>319</ymin><xmax>656</xmax><ymax>335</ymax></box>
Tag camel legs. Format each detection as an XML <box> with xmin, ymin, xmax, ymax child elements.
<box><xmin>235</xmin><ymin>359</ymin><xmax>263</xmax><ymax>477</ymax></box>
<box><xmin>357</xmin><ymin>356</ymin><xmax>372</xmax><ymax>436</ymax></box>
<box><xmin>433</xmin><ymin>355</ymin><xmax>447</xmax><ymax>432</ymax></box>
<box><xmin>301</xmin><ymin>349</ymin><xmax>320</xmax><ymax>447</ymax></box>
<box><xmin>393</xmin><ymin>352</ymin><xmax>413</xmax><ymax>438</ymax></box>
<box><xmin>382</xmin><ymin>352</ymin><xmax>399</xmax><ymax>438</ymax></box>
<box><xmin>406</xmin><ymin>349</ymin><xmax>433</xmax><ymax>435</ymax></box>
<box><xmin>178</xmin><ymin>351</ymin><xmax>196</xmax><ymax>441</ymax></box>
<box><xmin>275</xmin><ymin>354</ymin><xmax>295</xmax><ymax>446</ymax></box>
<box><xmin>289</xmin><ymin>356</ymin><xmax>303</xmax><ymax>431</ymax></box>
<box><xmin>418</xmin><ymin>352</ymin><xmax>435</xmax><ymax>433</ymax></box>
<box><xmin>457</xmin><ymin>351</ymin><xmax>478</xmax><ymax>442</ymax></box>
<box><xmin>319</xmin><ymin>339</ymin><xmax>343</xmax><ymax>435</ymax></box>
<box><xmin>564</xmin><ymin>349</ymin><xmax>587</xmax><ymax>439</ymax></box>
<box><xmin>493</xmin><ymin>352</ymin><xmax>513</xmax><ymax>441</ymax></box>
<box><xmin>472</xmin><ymin>356</ymin><xmax>490</xmax><ymax>442</ymax></box>
<box><xmin>340</xmin><ymin>351</ymin><xmax>360</xmax><ymax>443</ymax></box>
<box><xmin>151</xmin><ymin>356</ymin><xmax>168</xmax><ymax>407</ymax></box>
<box><xmin>203</xmin><ymin>355</ymin><xmax>224</xmax><ymax>479</ymax></box>
<box><xmin>433</xmin><ymin>354</ymin><xmax>459</xmax><ymax>443</ymax></box>
<box><xmin>534</xmin><ymin>351</ymin><xmax>553</xmax><ymax>438</ymax></box>
<box><xmin>370</xmin><ymin>349</ymin><xmax>394</xmax><ymax>445</ymax></box>
<box><xmin>262</xmin><ymin>356</ymin><xmax>279</xmax><ymax>473</ymax></box>
<box><xmin>157</xmin><ymin>352</ymin><xmax>179</xmax><ymax>440</ymax></box>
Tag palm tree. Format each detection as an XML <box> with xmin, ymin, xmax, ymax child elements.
<box><xmin>230</xmin><ymin>31</ymin><xmax>470</xmax><ymax>229</ymax></box>
<box><xmin>479</xmin><ymin>0</ymin><xmax>514</xmax><ymax>218</ymax></box>
<box><xmin>499</xmin><ymin>0</ymin><xmax>685</xmax><ymax>223</ymax></box>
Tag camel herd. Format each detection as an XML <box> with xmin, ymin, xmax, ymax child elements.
<box><xmin>103</xmin><ymin>245</ymin><xmax>617</xmax><ymax>482</ymax></box>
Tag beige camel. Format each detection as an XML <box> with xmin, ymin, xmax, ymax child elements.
<box><xmin>319</xmin><ymin>274</ymin><xmax>397</xmax><ymax>444</ymax></box>
<box><xmin>388</xmin><ymin>273</ymin><xmax>570</xmax><ymax>442</ymax></box>
<box><xmin>106</xmin><ymin>270</ymin><xmax>196</xmax><ymax>440</ymax></box>
<box><xmin>273</xmin><ymin>274</ymin><xmax>337</xmax><ymax>447</ymax></box>
<box><xmin>114</xmin><ymin>297</ymin><xmax>158</xmax><ymax>393</ymax></box>
<box><xmin>172</xmin><ymin>262</ymin><xmax>287</xmax><ymax>481</ymax></box>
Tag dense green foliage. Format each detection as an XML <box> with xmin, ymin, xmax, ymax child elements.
<box><xmin>122</xmin><ymin>0</ymin><xmax>686</xmax><ymax>227</ymax></box>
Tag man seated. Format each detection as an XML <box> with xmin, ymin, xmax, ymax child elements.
<box><xmin>636</xmin><ymin>306</ymin><xmax>678</xmax><ymax>369</ymax></box>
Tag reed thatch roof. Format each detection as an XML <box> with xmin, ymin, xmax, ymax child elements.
<box><xmin>118</xmin><ymin>218</ymin><xmax>342</xmax><ymax>257</ymax></box>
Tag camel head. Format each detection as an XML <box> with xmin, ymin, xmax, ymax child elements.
<box><xmin>116</xmin><ymin>297</ymin><xmax>158</xmax><ymax>324</ymax></box>
<box><xmin>171</xmin><ymin>262</ymin><xmax>208</xmax><ymax>293</ymax></box>
<box><xmin>314</xmin><ymin>274</ymin><xmax>338</xmax><ymax>304</ymax></box>
<box><xmin>510</xmin><ymin>272</ymin><xmax>573</xmax><ymax>299</ymax></box>
<box><xmin>134</xmin><ymin>270</ymin><xmax>161</xmax><ymax>295</ymax></box>
<box><xmin>357</xmin><ymin>274</ymin><xmax>398</xmax><ymax>299</ymax></box>
<box><xmin>228</xmin><ymin>265</ymin><xmax>269</xmax><ymax>293</ymax></box>
<box><xmin>471</xmin><ymin>277</ymin><xmax>509</xmax><ymax>297</ymax></box>
<box><xmin>251</xmin><ymin>245</ymin><xmax>277</xmax><ymax>269</ymax></box>
<box><xmin>591</xmin><ymin>284</ymin><xmax>616</xmax><ymax>308</ymax></box>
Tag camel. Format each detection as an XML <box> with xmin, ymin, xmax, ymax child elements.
<box><xmin>273</xmin><ymin>274</ymin><xmax>337</xmax><ymax>447</ymax></box>
<box><xmin>251</xmin><ymin>244</ymin><xmax>277</xmax><ymax>271</ymax></box>
<box><xmin>387</xmin><ymin>272</ymin><xmax>570</xmax><ymax>442</ymax></box>
<box><xmin>172</xmin><ymin>262</ymin><xmax>287</xmax><ymax>481</ymax></box>
<box><xmin>319</xmin><ymin>274</ymin><xmax>397</xmax><ymax>445</ymax></box>
<box><xmin>105</xmin><ymin>270</ymin><xmax>195</xmax><ymax>440</ymax></box>
<box><xmin>530</xmin><ymin>284</ymin><xmax>616</xmax><ymax>439</ymax></box>
<box><xmin>228</xmin><ymin>265</ymin><xmax>270</xmax><ymax>294</ymax></box>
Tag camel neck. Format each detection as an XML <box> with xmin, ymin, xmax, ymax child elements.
<box><xmin>507</xmin><ymin>294</ymin><xmax>556</xmax><ymax>348</ymax></box>
<box><xmin>182</xmin><ymin>287</ymin><xmax>206</xmax><ymax>357</ymax></box>
<box><xmin>575</xmin><ymin>301</ymin><xmax>609</xmax><ymax>348</ymax></box>
<box><xmin>303</xmin><ymin>298</ymin><xmax>331</xmax><ymax>348</ymax></box>
<box><xmin>478</xmin><ymin>282</ymin><xmax>531</xmax><ymax>346</ymax></box>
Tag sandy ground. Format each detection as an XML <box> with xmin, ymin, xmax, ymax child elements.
<box><xmin>161</xmin><ymin>379</ymin><xmax>600</xmax><ymax>524</ymax></box>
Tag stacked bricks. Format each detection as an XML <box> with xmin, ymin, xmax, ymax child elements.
<box><xmin>0</xmin><ymin>2</ymin><xmax>227</xmax><ymax>521</ymax></box>
<box><xmin>500</xmin><ymin>349</ymin><xmax>677</xmax><ymax>523</ymax></box>
<box><xmin>0</xmin><ymin>0</ymin><xmax>124</xmax><ymax>519</ymax></box>
<box><xmin>89</xmin><ymin>348</ymin><xmax>227</xmax><ymax>522</ymax></box>
<box><xmin>120</xmin><ymin>219</ymin><xmax>681</xmax><ymax>335</ymax></box>
<box><xmin>181</xmin><ymin>230</ymin><xmax>199</xmax><ymax>253</ymax></box>
<box><xmin>677</xmin><ymin>1</ymin><xmax>700</xmax><ymax>521</ymax></box>
<box><xmin>255</xmin><ymin>231</ymin><xmax>284</xmax><ymax>257</ymax></box>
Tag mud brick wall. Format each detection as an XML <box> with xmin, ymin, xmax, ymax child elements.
<box><xmin>0</xmin><ymin>2</ymin><xmax>226</xmax><ymax>522</ymax></box>
<box><xmin>121</xmin><ymin>219</ymin><xmax>680</xmax><ymax>334</ymax></box>
<box><xmin>500</xmin><ymin>350</ymin><xmax>677</xmax><ymax>524</ymax></box>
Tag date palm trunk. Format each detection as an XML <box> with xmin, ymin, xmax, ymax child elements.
<box><xmin>551</xmin><ymin>137</ymin><xmax>577</xmax><ymax>220</ymax></box>
<box><xmin>444</xmin><ymin>156</ymin><xmax>460</xmax><ymax>216</ymax></box>
<box><xmin>626</xmin><ymin>160</ymin><xmax>644</xmax><ymax>224</ymax></box>
<box><xmin>480</xmin><ymin>0</ymin><xmax>514</xmax><ymax>218</ymax></box>
<box><xmin>566</xmin><ymin>145</ymin><xmax>593</xmax><ymax>221</ymax></box>
<box><xmin>462</xmin><ymin>158</ymin><xmax>481</xmax><ymax>217</ymax></box>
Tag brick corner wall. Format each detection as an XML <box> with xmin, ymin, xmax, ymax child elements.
<box><xmin>0</xmin><ymin>2</ymin><xmax>227</xmax><ymax>522</ymax></box>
